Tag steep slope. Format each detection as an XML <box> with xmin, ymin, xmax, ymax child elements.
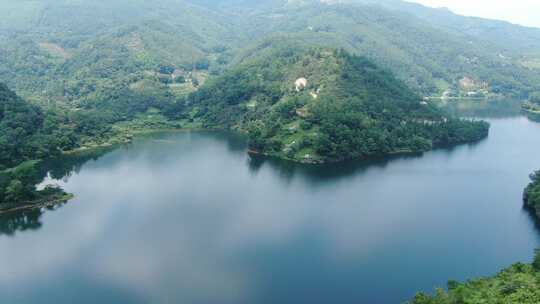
<box><xmin>0</xmin><ymin>83</ymin><xmax>122</xmax><ymax>170</ymax></box>
<box><xmin>0</xmin><ymin>83</ymin><xmax>62</xmax><ymax>169</ymax></box>
<box><xmin>0</xmin><ymin>84</ymin><xmax>67</xmax><ymax>205</ymax></box>
<box><xmin>0</xmin><ymin>0</ymin><xmax>243</xmax><ymax>104</ymax></box>
<box><xmin>182</xmin><ymin>47</ymin><xmax>489</xmax><ymax>163</ymax></box>
<box><xmin>0</xmin><ymin>83</ymin><xmax>129</xmax><ymax>207</ymax></box>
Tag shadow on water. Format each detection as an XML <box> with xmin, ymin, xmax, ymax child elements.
<box><xmin>249</xmin><ymin>150</ymin><xmax>455</xmax><ymax>186</ymax></box>
<box><xmin>0</xmin><ymin>202</ymin><xmax>68</xmax><ymax>236</ymax></box>
<box><xmin>0</xmin><ymin>147</ymin><xmax>113</xmax><ymax>236</ymax></box>
<box><xmin>247</xmin><ymin>134</ymin><xmax>487</xmax><ymax>185</ymax></box>
<box><xmin>247</xmin><ymin>153</ymin><xmax>420</xmax><ymax>184</ymax></box>
<box><xmin>199</xmin><ymin>130</ymin><xmax>248</xmax><ymax>152</ymax></box>
<box><xmin>42</xmin><ymin>146</ymin><xmax>116</xmax><ymax>180</ymax></box>
<box><xmin>523</xmin><ymin>203</ymin><xmax>540</xmax><ymax>235</ymax></box>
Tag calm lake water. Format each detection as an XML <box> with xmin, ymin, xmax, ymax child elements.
<box><xmin>1</xmin><ymin>109</ymin><xmax>540</xmax><ymax>303</ymax></box>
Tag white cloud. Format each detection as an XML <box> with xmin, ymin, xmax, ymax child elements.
<box><xmin>407</xmin><ymin>0</ymin><xmax>540</xmax><ymax>28</ymax></box>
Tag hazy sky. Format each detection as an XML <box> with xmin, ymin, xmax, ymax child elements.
<box><xmin>407</xmin><ymin>0</ymin><xmax>540</xmax><ymax>28</ymax></box>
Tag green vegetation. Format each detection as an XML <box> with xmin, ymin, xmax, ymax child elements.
<box><xmin>522</xmin><ymin>93</ymin><xmax>540</xmax><ymax>121</ymax></box>
<box><xmin>410</xmin><ymin>250</ymin><xmax>540</xmax><ymax>304</ymax></box>
<box><xmin>1</xmin><ymin>0</ymin><xmax>540</xmax><ymax>107</ymax></box>
<box><xmin>181</xmin><ymin>47</ymin><xmax>489</xmax><ymax>163</ymax></box>
<box><xmin>0</xmin><ymin>0</ymin><xmax>538</xmax><ymax>299</ymax></box>
<box><xmin>0</xmin><ymin>83</ymin><xmax>115</xmax><ymax>208</ymax></box>
<box><xmin>524</xmin><ymin>170</ymin><xmax>540</xmax><ymax>219</ymax></box>
<box><xmin>0</xmin><ymin>83</ymin><xmax>117</xmax><ymax>169</ymax></box>
<box><xmin>360</xmin><ymin>0</ymin><xmax>540</xmax><ymax>52</ymax></box>
<box><xmin>410</xmin><ymin>174</ymin><xmax>540</xmax><ymax>304</ymax></box>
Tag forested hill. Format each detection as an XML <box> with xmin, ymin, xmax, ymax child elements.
<box><xmin>0</xmin><ymin>83</ymin><xmax>62</xmax><ymax>169</ymax></box>
<box><xmin>0</xmin><ymin>83</ymin><xmax>120</xmax><ymax>206</ymax></box>
<box><xmin>1</xmin><ymin>0</ymin><xmax>540</xmax><ymax>107</ymax></box>
<box><xmin>0</xmin><ymin>84</ymin><xmax>69</xmax><ymax>206</ymax></box>
<box><xmin>178</xmin><ymin>48</ymin><xmax>489</xmax><ymax>163</ymax></box>
<box><xmin>0</xmin><ymin>83</ymin><xmax>117</xmax><ymax>170</ymax></box>
<box><xmin>228</xmin><ymin>1</ymin><xmax>540</xmax><ymax>98</ymax></box>
<box><xmin>352</xmin><ymin>0</ymin><xmax>540</xmax><ymax>52</ymax></box>
<box><xmin>0</xmin><ymin>0</ymin><xmax>243</xmax><ymax>105</ymax></box>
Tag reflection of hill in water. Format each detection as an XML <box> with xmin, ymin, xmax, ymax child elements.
<box><xmin>0</xmin><ymin>127</ymin><xmax>488</xmax><ymax>236</ymax></box>
<box><xmin>437</xmin><ymin>99</ymin><xmax>523</xmax><ymax>118</ymax></box>
<box><xmin>41</xmin><ymin>146</ymin><xmax>116</xmax><ymax>181</ymax></box>
<box><xmin>248</xmin><ymin>153</ymin><xmax>420</xmax><ymax>184</ymax></box>
<box><xmin>0</xmin><ymin>202</ymin><xmax>69</xmax><ymax>236</ymax></box>
<box><xmin>0</xmin><ymin>209</ymin><xmax>43</xmax><ymax>236</ymax></box>
<box><xmin>247</xmin><ymin>138</ymin><xmax>484</xmax><ymax>186</ymax></box>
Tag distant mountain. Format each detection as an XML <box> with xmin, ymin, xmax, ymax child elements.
<box><xmin>225</xmin><ymin>1</ymin><xmax>540</xmax><ymax>97</ymax></box>
<box><xmin>353</xmin><ymin>0</ymin><xmax>540</xmax><ymax>52</ymax></box>
<box><xmin>181</xmin><ymin>47</ymin><xmax>489</xmax><ymax>163</ymax></box>
<box><xmin>0</xmin><ymin>0</ymin><xmax>243</xmax><ymax>104</ymax></box>
<box><xmin>0</xmin><ymin>0</ymin><xmax>539</xmax><ymax>108</ymax></box>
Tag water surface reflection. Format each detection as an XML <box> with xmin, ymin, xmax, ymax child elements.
<box><xmin>0</xmin><ymin>120</ymin><xmax>539</xmax><ymax>304</ymax></box>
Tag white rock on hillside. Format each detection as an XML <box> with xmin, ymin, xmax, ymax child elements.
<box><xmin>295</xmin><ymin>78</ymin><xmax>308</xmax><ymax>92</ymax></box>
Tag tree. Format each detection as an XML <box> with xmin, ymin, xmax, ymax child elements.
<box><xmin>533</xmin><ymin>249</ymin><xmax>540</xmax><ymax>271</ymax></box>
<box><xmin>5</xmin><ymin>179</ymin><xmax>25</xmax><ymax>202</ymax></box>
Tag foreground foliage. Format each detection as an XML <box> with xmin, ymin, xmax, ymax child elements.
<box><xmin>411</xmin><ymin>251</ymin><xmax>540</xmax><ymax>304</ymax></box>
<box><xmin>412</xmin><ymin>174</ymin><xmax>540</xmax><ymax>304</ymax></box>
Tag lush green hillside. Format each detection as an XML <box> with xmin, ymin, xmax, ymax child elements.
<box><xmin>410</xmin><ymin>251</ymin><xmax>540</xmax><ymax>304</ymax></box>
<box><xmin>179</xmin><ymin>47</ymin><xmax>488</xmax><ymax>163</ymax></box>
<box><xmin>1</xmin><ymin>0</ymin><xmax>540</xmax><ymax>110</ymax></box>
<box><xmin>199</xmin><ymin>0</ymin><xmax>540</xmax><ymax>98</ymax></box>
<box><xmin>0</xmin><ymin>83</ymin><xmax>117</xmax><ymax>207</ymax></box>
<box><xmin>266</xmin><ymin>3</ymin><xmax>539</xmax><ymax>97</ymax></box>
<box><xmin>354</xmin><ymin>0</ymin><xmax>540</xmax><ymax>52</ymax></box>
<box><xmin>0</xmin><ymin>83</ymin><xmax>78</xmax><ymax>169</ymax></box>
<box><xmin>0</xmin><ymin>0</ymin><xmax>242</xmax><ymax>105</ymax></box>
<box><xmin>0</xmin><ymin>84</ymin><xmax>66</xmax><ymax>206</ymax></box>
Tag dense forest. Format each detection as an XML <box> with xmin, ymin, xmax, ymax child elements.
<box><xmin>1</xmin><ymin>0</ymin><xmax>540</xmax><ymax>108</ymax></box>
<box><xmin>180</xmin><ymin>47</ymin><xmax>489</xmax><ymax>163</ymax></box>
<box><xmin>0</xmin><ymin>83</ymin><xmax>115</xmax><ymax>207</ymax></box>
<box><xmin>411</xmin><ymin>250</ymin><xmax>540</xmax><ymax>304</ymax></box>
<box><xmin>0</xmin><ymin>1</ymin><xmax>539</xmax><ymax>302</ymax></box>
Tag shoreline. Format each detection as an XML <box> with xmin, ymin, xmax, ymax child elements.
<box><xmin>0</xmin><ymin>193</ymin><xmax>75</xmax><ymax>215</ymax></box>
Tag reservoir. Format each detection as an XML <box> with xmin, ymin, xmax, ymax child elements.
<box><xmin>1</xmin><ymin>108</ymin><xmax>540</xmax><ymax>303</ymax></box>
